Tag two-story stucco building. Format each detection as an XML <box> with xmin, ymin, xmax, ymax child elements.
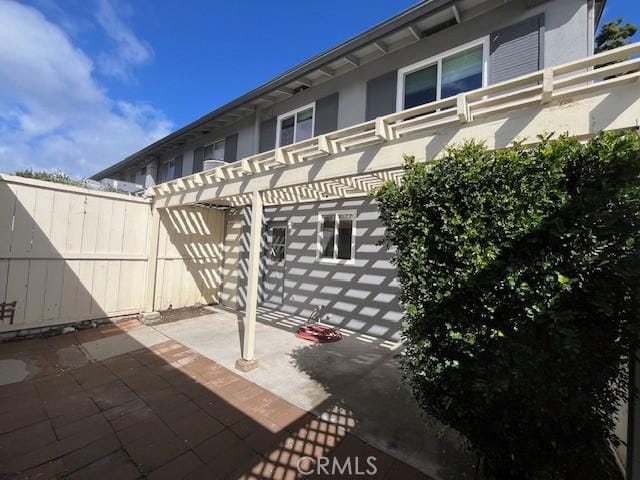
<box><xmin>93</xmin><ymin>0</ymin><xmax>606</xmax><ymax>345</ymax></box>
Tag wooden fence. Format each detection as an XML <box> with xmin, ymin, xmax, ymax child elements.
<box><xmin>0</xmin><ymin>175</ymin><xmax>224</xmax><ymax>333</ymax></box>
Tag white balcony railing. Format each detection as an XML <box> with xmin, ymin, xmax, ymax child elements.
<box><xmin>151</xmin><ymin>42</ymin><xmax>640</xmax><ymax>198</ymax></box>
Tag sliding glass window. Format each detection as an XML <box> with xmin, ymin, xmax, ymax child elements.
<box><xmin>277</xmin><ymin>104</ymin><xmax>315</xmax><ymax>147</ymax></box>
<box><xmin>400</xmin><ymin>41</ymin><xmax>486</xmax><ymax>110</ymax></box>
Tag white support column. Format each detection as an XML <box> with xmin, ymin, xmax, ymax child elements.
<box><xmin>235</xmin><ymin>190</ymin><xmax>263</xmax><ymax>372</ymax></box>
<box><xmin>140</xmin><ymin>205</ymin><xmax>161</xmax><ymax>324</ymax></box>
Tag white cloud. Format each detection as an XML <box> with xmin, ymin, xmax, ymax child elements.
<box><xmin>95</xmin><ymin>0</ymin><xmax>154</xmax><ymax>81</ymax></box>
<box><xmin>0</xmin><ymin>0</ymin><xmax>172</xmax><ymax>177</ymax></box>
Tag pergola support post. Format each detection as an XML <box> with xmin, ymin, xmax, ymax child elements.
<box><xmin>235</xmin><ymin>190</ymin><xmax>263</xmax><ymax>372</ymax></box>
<box><xmin>140</xmin><ymin>205</ymin><xmax>161</xmax><ymax>324</ymax></box>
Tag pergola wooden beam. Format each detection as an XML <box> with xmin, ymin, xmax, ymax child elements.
<box><xmin>150</xmin><ymin>45</ymin><xmax>640</xmax><ymax>208</ymax></box>
<box><xmin>153</xmin><ymin>80</ymin><xmax>640</xmax><ymax>209</ymax></box>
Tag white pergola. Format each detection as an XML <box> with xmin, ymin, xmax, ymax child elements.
<box><xmin>147</xmin><ymin>43</ymin><xmax>640</xmax><ymax>370</ymax></box>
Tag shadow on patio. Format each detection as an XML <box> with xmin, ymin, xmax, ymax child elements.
<box><xmin>0</xmin><ymin>314</ymin><xmax>430</xmax><ymax>479</ymax></box>
<box><xmin>146</xmin><ymin>305</ymin><xmax>478</xmax><ymax>479</ymax></box>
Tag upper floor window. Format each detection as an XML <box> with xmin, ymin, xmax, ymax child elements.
<box><xmin>276</xmin><ymin>103</ymin><xmax>315</xmax><ymax>147</ymax></box>
<box><xmin>159</xmin><ymin>155</ymin><xmax>182</xmax><ymax>182</ymax></box>
<box><xmin>204</xmin><ymin>139</ymin><xmax>225</xmax><ymax>162</ymax></box>
<box><xmin>317</xmin><ymin>211</ymin><xmax>356</xmax><ymax>263</ymax></box>
<box><xmin>397</xmin><ymin>38</ymin><xmax>488</xmax><ymax>110</ymax></box>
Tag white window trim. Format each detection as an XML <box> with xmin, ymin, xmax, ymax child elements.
<box><xmin>275</xmin><ymin>102</ymin><xmax>316</xmax><ymax>148</ymax></box>
<box><xmin>204</xmin><ymin>138</ymin><xmax>226</xmax><ymax>160</ymax></box>
<box><xmin>316</xmin><ymin>209</ymin><xmax>357</xmax><ymax>265</ymax></box>
<box><xmin>396</xmin><ymin>36</ymin><xmax>490</xmax><ymax>112</ymax></box>
<box><xmin>159</xmin><ymin>158</ymin><xmax>176</xmax><ymax>182</ymax></box>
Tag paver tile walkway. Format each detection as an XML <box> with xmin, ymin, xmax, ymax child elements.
<box><xmin>0</xmin><ymin>318</ymin><xmax>430</xmax><ymax>479</ymax></box>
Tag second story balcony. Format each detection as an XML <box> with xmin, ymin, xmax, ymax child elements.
<box><xmin>148</xmin><ymin>42</ymin><xmax>640</xmax><ymax>210</ymax></box>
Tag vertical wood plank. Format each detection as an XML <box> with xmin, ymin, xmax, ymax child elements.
<box><xmin>109</xmin><ymin>202</ymin><xmax>126</xmax><ymax>254</ymax></box>
<box><xmin>118</xmin><ymin>260</ymin><xmax>133</xmax><ymax>311</ymax></box>
<box><xmin>49</xmin><ymin>191</ymin><xmax>71</xmax><ymax>255</ymax></box>
<box><xmin>11</xmin><ymin>185</ymin><xmax>36</xmax><ymax>256</ymax></box>
<box><xmin>157</xmin><ymin>210</ymin><xmax>168</xmax><ymax>260</ymax></box>
<box><xmin>129</xmin><ymin>261</ymin><xmax>146</xmax><ymax>311</ymax></box>
<box><xmin>43</xmin><ymin>260</ymin><xmax>64</xmax><ymax>322</ymax></box>
<box><xmin>95</xmin><ymin>199</ymin><xmax>113</xmax><ymax>254</ymax></box>
<box><xmin>66</xmin><ymin>194</ymin><xmax>86</xmax><ymax>254</ymax></box>
<box><xmin>76</xmin><ymin>260</ymin><xmax>94</xmax><ymax>318</ymax></box>
<box><xmin>179</xmin><ymin>259</ymin><xmax>192</xmax><ymax>307</ymax></box>
<box><xmin>159</xmin><ymin>259</ymin><xmax>171</xmax><ymax>310</ymax></box>
<box><xmin>60</xmin><ymin>260</ymin><xmax>80</xmax><ymax>321</ymax></box>
<box><xmin>81</xmin><ymin>196</ymin><xmax>100</xmax><ymax>255</ymax></box>
<box><xmin>5</xmin><ymin>260</ymin><xmax>29</xmax><ymax>324</ymax></box>
<box><xmin>31</xmin><ymin>188</ymin><xmax>54</xmax><ymax>256</ymax></box>
<box><xmin>24</xmin><ymin>260</ymin><xmax>47</xmax><ymax>324</ymax></box>
<box><xmin>163</xmin><ymin>210</ymin><xmax>178</xmax><ymax>260</ymax></box>
<box><xmin>90</xmin><ymin>260</ymin><xmax>108</xmax><ymax>316</ymax></box>
<box><xmin>0</xmin><ymin>183</ymin><xmax>16</xmax><ymax>258</ymax></box>
<box><xmin>105</xmin><ymin>260</ymin><xmax>121</xmax><ymax>313</ymax></box>
<box><xmin>123</xmin><ymin>203</ymin><xmax>148</xmax><ymax>256</ymax></box>
<box><xmin>195</xmin><ymin>258</ymin><xmax>207</xmax><ymax>305</ymax></box>
<box><xmin>172</xmin><ymin>259</ymin><xmax>184</xmax><ymax>309</ymax></box>
<box><xmin>0</xmin><ymin>259</ymin><xmax>8</xmax><ymax>304</ymax></box>
<box><xmin>154</xmin><ymin>259</ymin><xmax>165</xmax><ymax>311</ymax></box>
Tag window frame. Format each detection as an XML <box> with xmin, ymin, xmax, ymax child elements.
<box><xmin>268</xmin><ymin>224</ymin><xmax>288</xmax><ymax>264</ymax></box>
<box><xmin>159</xmin><ymin>160</ymin><xmax>174</xmax><ymax>183</ymax></box>
<box><xmin>316</xmin><ymin>210</ymin><xmax>357</xmax><ymax>264</ymax></box>
<box><xmin>275</xmin><ymin>102</ymin><xmax>316</xmax><ymax>148</ymax></box>
<box><xmin>204</xmin><ymin>138</ymin><xmax>226</xmax><ymax>162</ymax></box>
<box><xmin>396</xmin><ymin>37</ymin><xmax>490</xmax><ymax>112</ymax></box>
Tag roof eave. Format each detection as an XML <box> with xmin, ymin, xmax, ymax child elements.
<box><xmin>91</xmin><ymin>0</ymin><xmax>459</xmax><ymax>179</ymax></box>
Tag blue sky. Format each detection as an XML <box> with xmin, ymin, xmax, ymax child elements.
<box><xmin>0</xmin><ymin>0</ymin><xmax>638</xmax><ymax>178</ymax></box>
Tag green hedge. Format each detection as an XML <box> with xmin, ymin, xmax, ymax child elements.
<box><xmin>14</xmin><ymin>168</ymin><xmax>84</xmax><ymax>187</ymax></box>
<box><xmin>375</xmin><ymin>131</ymin><xmax>640</xmax><ymax>479</ymax></box>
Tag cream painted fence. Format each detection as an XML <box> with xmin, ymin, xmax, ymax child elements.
<box><xmin>0</xmin><ymin>175</ymin><xmax>224</xmax><ymax>333</ymax></box>
<box><xmin>154</xmin><ymin>206</ymin><xmax>225</xmax><ymax>311</ymax></box>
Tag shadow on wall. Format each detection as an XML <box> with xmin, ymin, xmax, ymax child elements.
<box><xmin>0</xmin><ymin>179</ymin><xmax>145</xmax><ymax>334</ymax></box>
<box><xmin>0</xmin><ymin>177</ymin><xmax>224</xmax><ymax>335</ymax></box>
<box><xmin>156</xmin><ymin>207</ymin><xmax>225</xmax><ymax>311</ymax></box>
<box><xmin>233</xmin><ymin>197</ymin><xmax>404</xmax><ymax>342</ymax></box>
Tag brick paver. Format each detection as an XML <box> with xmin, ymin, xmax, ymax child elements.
<box><xmin>0</xmin><ymin>319</ymin><xmax>430</xmax><ymax>479</ymax></box>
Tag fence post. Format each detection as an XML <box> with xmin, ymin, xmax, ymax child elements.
<box><xmin>142</xmin><ymin>204</ymin><xmax>161</xmax><ymax>315</ymax></box>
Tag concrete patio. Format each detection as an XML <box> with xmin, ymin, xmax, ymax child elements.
<box><xmin>153</xmin><ymin>306</ymin><xmax>475</xmax><ymax>479</ymax></box>
<box><xmin>0</xmin><ymin>309</ymin><xmax>475</xmax><ymax>479</ymax></box>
